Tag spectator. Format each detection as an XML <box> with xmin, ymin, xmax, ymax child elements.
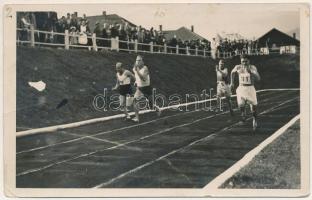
<box><xmin>20</xmin><ymin>12</ymin><xmax>31</xmax><ymax>41</ymax></box>
<box><xmin>211</xmin><ymin>38</ymin><xmax>218</xmax><ymax>59</ymax></box>
<box><xmin>169</xmin><ymin>35</ymin><xmax>177</xmax><ymax>53</ymax></box>
<box><xmin>69</xmin><ymin>26</ymin><xmax>78</xmax><ymax>45</ymax></box>
<box><xmin>56</xmin><ymin>16</ymin><xmax>66</xmax><ymax>43</ymax></box>
<box><xmin>93</xmin><ymin>21</ymin><xmax>103</xmax><ymax>47</ymax></box>
<box><xmin>110</xmin><ymin>23</ymin><xmax>119</xmax><ymax>38</ymax></box>
<box><xmin>101</xmin><ymin>23</ymin><xmax>109</xmax><ymax>47</ymax></box>
<box><xmin>79</xmin><ymin>19</ymin><xmax>91</xmax><ymax>45</ymax></box>
<box><xmin>65</xmin><ymin>13</ymin><xmax>71</xmax><ymax>30</ymax></box>
<box><xmin>137</xmin><ymin>26</ymin><xmax>144</xmax><ymax>43</ymax></box>
<box><xmin>118</xmin><ymin>24</ymin><xmax>127</xmax><ymax>49</ymax></box>
<box><xmin>82</xmin><ymin>13</ymin><xmax>88</xmax><ymax>24</ymax></box>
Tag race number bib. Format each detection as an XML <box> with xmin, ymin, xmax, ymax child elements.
<box><xmin>239</xmin><ymin>72</ymin><xmax>251</xmax><ymax>84</ymax></box>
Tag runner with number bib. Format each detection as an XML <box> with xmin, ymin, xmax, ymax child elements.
<box><xmin>230</xmin><ymin>54</ymin><xmax>261</xmax><ymax>131</ymax></box>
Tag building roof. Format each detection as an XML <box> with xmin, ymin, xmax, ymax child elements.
<box><xmin>257</xmin><ymin>28</ymin><xmax>300</xmax><ymax>47</ymax></box>
<box><xmin>163</xmin><ymin>27</ymin><xmax>208</xmax><ymax>42</ymax></box>
<box><xmin>85</xmin><ymin>13</ymin><xmax>137</xmax><ymax>32</ymax></box>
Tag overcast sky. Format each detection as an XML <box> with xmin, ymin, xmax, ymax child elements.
<box><xmin>56</xmin><ymin>3</ymin><xmax>300</xmax><ymax>40</ymax></box>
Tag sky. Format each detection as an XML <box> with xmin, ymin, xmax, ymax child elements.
<box><xmin>55</xmin><ymin>3</ymin><xmax>300</xmax><ymax>40</ymax></box>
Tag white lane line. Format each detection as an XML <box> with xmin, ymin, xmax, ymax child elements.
<box><xmin>93</xmin><ymin>97</ymin><xmax>299</xmax><ymax>188</ymax></box>
<box><xmin>16</xmin><ymin>109</ymin><xmax>201</xmax><ymax>154</ymax></box>
<box><xmin>164</xmin><ymin>158</ymin><xmax>193</xmax><ymax>185</ymax></box>
<box><xmin>16</xmin><ymin>126</ymin><xmax>32</xmax><ymax>130</ymax></box>
<box><xmin>62</xmin><ymin>132</ymin><xmax>121</xmax><ymax>146</ymax></box>
<box><xmin>17</xmin><ymin>90</ymin><xmax>292</xmax><ymax>155</ymax></box>
<box><xmin>63</xmin><ymin>132</ymin><xmax>142</xmax><ymax>152</ymax></box>
<box><xmin>204</xmin><ymin>114</ymin><xmax>300</xmax><ymax>190</ymax></box>
<box><xmin>16</xmin><ymin>88</ymin><xmax>299</xmax><ymax>137</ymax></box>
<box><xmin>17</xmin><ymin>107</ymin><xmax>235</xmax><ymax>177</ymax></box>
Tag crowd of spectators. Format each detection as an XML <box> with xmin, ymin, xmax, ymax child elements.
<box><xmin>211</xmin><ymin>37</ymin><xmax>261</xmax><ymax>58</ymax></box>
<box><xmin>17</xmin><ymin>12</ymin><xmax>260</xmax><ymax>58</ymax></box>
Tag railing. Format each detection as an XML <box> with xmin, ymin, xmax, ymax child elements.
<box><xmin>16</xmin><ymin>25</ymin><xmax>299</xmax><ymax>58</ymax></box>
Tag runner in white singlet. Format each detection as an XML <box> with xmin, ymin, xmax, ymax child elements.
<box><xmin>230</xmin><ymin>55</ymin><xmax>261</xmax><ymax>131</ymax></box>
<box><xmin>215</xmin><ymin>59</ymin><xmax>234</xmax><ymax>116</ymax></box>
<box><xmin>112</xmin><ymin>62</ymin><xmax>135</xmax><ymax>120</ymax></box>
<box><xmin>132</xmin><ymin>55</ymin><xmax>161</xmax><ymax>123</ymax></box>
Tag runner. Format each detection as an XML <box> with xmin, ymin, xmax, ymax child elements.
<box><xmin>230</xmin><ymin>55</ymin><xmax>261</xmax><ymax>130</ymax></box>
<box><xmin>215</xmin><ymin>59</ymin><xmax>234</xmax><ymax>116</ymax></box>
<box><xmin>112</xmin><ymin>62</ymin><xmax>135</xmax><ymax>120</ymax></box>
<box><xmin>132</xmin><ymin>55</ymin><xmax>161</xmax><ymax>122</ymax></box>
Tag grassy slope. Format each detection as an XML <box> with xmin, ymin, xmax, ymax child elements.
<box><xmin>17</xmin><ymin>46</ymin><xmax>299</xmax><ymax>129</ymax></box>
<box><xmin>221</xmin><ymin>120</ymin><xmax>300</xmax><ymax>189</ymax></box>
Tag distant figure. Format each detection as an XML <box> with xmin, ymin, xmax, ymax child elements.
<box><xmin>215</xmin><ymin>59</ymin><xmax>234</xmax><ymax>116</ymax></box>
<box><xmin>211</xmin><ymin>38</ymin><xmax>218</xmax><ymax>59</ymax></box>
<box><xmin>78</xmin><ymin>20</ymin><xmax>90</xmax><ymax>45</ymax></box>
<box><xmin>18</xmin><ymin>12</ymin><xmax>33</xmax><ymax>43</ymax></box>
<box><xmin>169</xmin><ymin>35</ymin><xmax>177</xmax><ymax>53</ymax></box>
<box><xmin>93</xmin><ymin>21</ymin><xmax>103</xmax><ymax>47</ymax></box>
<box><xmin>230</xmin><ymin>54</ymin><xmax>261</xmax><ymax>131</ymax></box>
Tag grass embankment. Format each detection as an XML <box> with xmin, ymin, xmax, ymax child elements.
<box><xmin>17</xmin><ymin>46</ymin><xmax>299</xmax><ymax>129</ymax></box>
<box><xmin>221</xmin><ymin>120</ymin><xmax>300</xmax><ymax>189</ymax></box>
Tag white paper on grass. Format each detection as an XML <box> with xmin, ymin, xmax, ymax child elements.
<box><xmin>28</xmin><ymin>80</ymin><xmax>46</xmax><ymax>92</ymax></box>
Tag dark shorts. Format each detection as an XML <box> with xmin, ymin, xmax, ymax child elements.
<box><xmin>138</xmin><ymin>86</ymin><xmax>152</xmax><ymax>98</ymax></box>
<box><xmin>134</xmin><ymin>86</ymin><xmax>153</xmax><ymax>99</ymax></box>
<box><xmin>119</xmin><ymin>84</ymin><xmax>132</xmax><ymax>96</ymax></box>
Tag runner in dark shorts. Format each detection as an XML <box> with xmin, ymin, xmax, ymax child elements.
<box><xmin>132</xmin><ymin>55</ymin><xmax>161</xmax><ymax>122</ymax></box>
<box><xmin>112</xmin><ymin>62</ymin><xmax>135</xmax><ymax>120</ymax></box>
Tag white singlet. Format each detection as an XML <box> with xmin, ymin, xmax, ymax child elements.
<box><xmin>117</xmin><ymin>70</ymin><xmax>131</xmax><ymax>85</ymax></box>
<box><xmin>133</xmin><ymin>66</ymin><xmax>150</xmax><ymax>87</ymax></box>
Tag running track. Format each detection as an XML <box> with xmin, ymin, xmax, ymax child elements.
<box><xmin>16</xmin><ymin>90</ymin><xmax>300</xmax><ymax>188</ymax></box>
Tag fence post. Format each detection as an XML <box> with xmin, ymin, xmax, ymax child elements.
<box><xmin>203</xmin><ymin>48</ymin><xmax>206</xmax><ymax>57</ymax></box>
<box><xmin>110</xmin><ymin>37</ymin><xmax>114</xmax><ymax>50</ymax></box>
<box><xmin>164</xmin><ymin>43</ymin><xmax>167</xmax><ymax>54</ymax></box>
<box><xmin>176</xmin><ymin>45</ymin><xmax>179</xmax><ymax>55</ymax></box>
<box><xmin>92</xmin><ymin>33</ymin><xmax>97</xmax><ymax>51</ymax></box>
<box><xmin>186</xmin><ymin>46</ymin><xmax>189</xmax><ymax>55</ymax></box>
<box><xmin>134</xmin><ymin>39</ymin><xmax>138</xmax><ymax>53</ymax></box>
<box><xmin>116</xmin><ymin>36</ymin><xmax>119</xmax><ymax>52</ymax></box>
<box><xmin>30</xmin><ymin>24</ymin><xmax>35</xmax><ymax>47</ymax></box>
<box><xmin>64</xmin><ymin>30</ymin><xmax>69</xmax><ymax>50</ymax></box>
<box><xmin>150</xmin><ymin>42</ymin><xmax>153</xmax><ymax>53</ymax></box>
<box><xmin>195</xmin><ymin>47</ymin><xmax>198</xmax><ymax>56</ymax></box>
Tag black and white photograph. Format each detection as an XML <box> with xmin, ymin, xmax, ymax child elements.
<box><xmin>3</xmin><ymin>1</ymin><xmax>310</xmax><ymax>198</ymax></box>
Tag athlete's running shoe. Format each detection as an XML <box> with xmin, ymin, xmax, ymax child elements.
<box><xmin>124</xmin><ymin>115</ymin><xmax>131</xmax><ymax>121</ymax></box>
<box><xmin>131</xmin><ymin>117</ymin><xmax>139</xmax><ymax>123</ymax></box>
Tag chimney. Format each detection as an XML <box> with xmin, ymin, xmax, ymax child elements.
<box><xmin>191</xmin><ymin>25</ymin><xmax>194</xmax><ymax>32</ymax></box>
<box><xmin>159</xmin><ymin>25</ymin><xmax>162</xmax><ymax>32</ymax></box>
<box><xmin>293</xmin><ymin>33</ymin><xmax>296</xmax><ymax>39</ymax></box>
<box><xmin>102</xmin><ymin>11</ymin><xmax>107</xmax><ymax>16</ymax></box>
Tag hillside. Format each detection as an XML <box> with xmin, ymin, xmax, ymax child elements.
<box><xmin>16</xmin><ymin>46</ymin><xmax>299</xmax><ymax>130</ymax></box>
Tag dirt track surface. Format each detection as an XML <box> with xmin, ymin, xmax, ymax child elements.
<box><xmin>16</xmin><ymin>90</ymin><xmax>299</xmax><ymax>188</ymax></box>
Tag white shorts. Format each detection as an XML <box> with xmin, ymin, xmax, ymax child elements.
<box><xmin>217</xmin><ymin>82</ymin><xmax>231</xmax><ymax>97</ymax></box>
<box><xmin>236</xmin><ymin>85</ymin><xmax>258</xmax><ymax>106</ymax></box>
